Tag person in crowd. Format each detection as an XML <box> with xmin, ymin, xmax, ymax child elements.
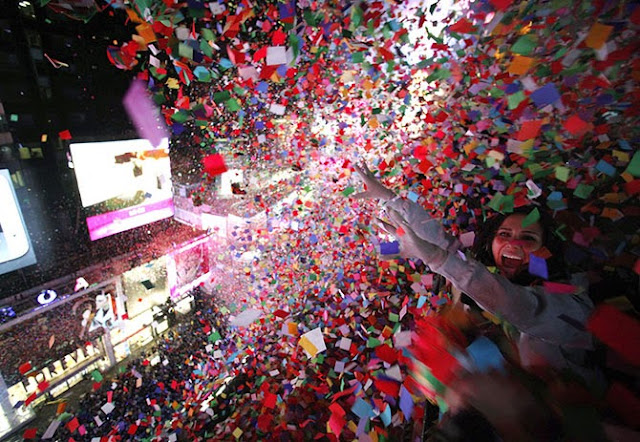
<box><xmin>354</xmin><ymin>162</ymin><xmax>596</xmax><ymax>382</ymax></box>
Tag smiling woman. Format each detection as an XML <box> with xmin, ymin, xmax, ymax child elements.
<box><xmin>354</xmin><ymin>163</ymin><xmax>597</xmax><ymax>383</ymax></box>
<box><xmin>493</xmin><ymin>214</ymin><xmax>543</xmax><ymax>278</ymax></box>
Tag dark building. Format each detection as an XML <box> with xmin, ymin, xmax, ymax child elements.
<box><xmin>0</xmin><ymin>1</ymin><xmax>197</xmax><ymax>298</ymax></box>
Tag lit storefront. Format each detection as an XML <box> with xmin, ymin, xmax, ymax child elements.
<box><xmin>0</xmin><ymin>279</ymin><xmax>121</xmax><ymax>436</ymax></box>
<box><xmin>0</xmin><ymin>233</ymin><xmax>218</xmax><ymax>438</ymax></box>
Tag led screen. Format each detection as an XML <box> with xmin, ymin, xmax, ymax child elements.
<box><xmin>69</xmin><ymin>138</ymin><xmax>174</xmax><ymax>241</ymax></box>
<box><xmin>122</xmin><ymin>257</ymin><xmax>169</xmax><ymax>319</ymax></box>
<box><xmin>168</xmin><ymin>237</ymin><xmax>210</xmax><ymax>298</ymax></box>
<box><xmin>0</xmin><ymin>169</ymin><xmax>37</xmax><ymax>275</ymax></box>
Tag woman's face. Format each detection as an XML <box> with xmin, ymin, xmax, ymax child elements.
<box><xmin>491</xmin><ymin>214</ymin><xmax>544</xmax><ymax>279</ymax></box>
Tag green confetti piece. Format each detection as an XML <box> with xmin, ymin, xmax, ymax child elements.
<box><xmin>507</xmin><ymin>91</ymin><xmax>526</xmax><ymax>109</ymax></box>
<box><xmin>152</xmin><ymin>92</ymin><xmax>166</xmax><ymax>105</ymax></box>
<box><xmin>225</xmin><ymin>98</ymin><xmax>240</xmax><ymax>112</ymax></box>
<box><xmin>170</xmin><ymin>110</ymin><xmax>189</xmax><ymax>123</ymax></box>
<box><xmin>489</xmin><ymin>87</ymin><xmax>505</xmax><ymax>98</ymax></box>
<box><xmin>199</xmin><ymin>39</ymin><xmax>213</xmax><ymax>57</ymax></box>
<box><xmin>626</xmin><ymin>150</ymin><xmax>640</xmax><ymax>177</ymax></box>
<box><xmin>351</xmin><ymin>5</ymin><xmax>363</xmax><ymax>27</ymax></box>
<box><xmin>342</xmin><ymin>186</ymin><xmax>355</xmax><ymax>197</ymax></box>
<box><xmin>487</xmin><ymin>192</ymin><xmax>514</xmax><ymax>213</ymax></box>
<box><xmin>208</xmin><ymin>331</ymin><xmax>222</xmax><ymax>343</ymax></box>
<box><xmin>91</xmin><ymin>370</ymin><xmax>103</xmax><ymax>382</ymax></box>
<box><xmin>426</xmin><ymin>68</ymin><xmax>451</xmax><ymax>83</ymax></box>
<box><xmin>213</xmin><ymin>90</ymin><xmax>230</xmax><ymax>103</ymax></box>
<box><xmin>351</xmin><ymin>51</ymin><xmax>365</xmax><ymax>63</ymax></box>
<box><xmin>178</xmin><ymin>43</ymin><xmax>193</xmax><ymax>59</ymax></box>
<box><xmin>200</xmin><ymin>28</ymin><xmax>215</xmax><ymax>41</ymax></box>
<box><xmin>573</xmin><ymin>184</ymin><xmax>594</xmax><ymax>199</ymax></box>
<box><xmin>521</xmin><ymin>208</ymin><xmax>540</xmax><ymax>228</ymax></box>
<box><xmin>367</xmin><ymin>337</ymin><xmax>381</xmax><ymax>348</ymax></box>
<box><xmin>555</xmin><ymin>166</ymin><xmax>570</xmax><ymax>182</ymax></box>
<box><xmin>511</xmin><ymin>34</ymin><xmax>536</xmax><ymax>56</ymax></box>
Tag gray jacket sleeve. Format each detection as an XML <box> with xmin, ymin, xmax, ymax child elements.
<box><xmin>430</xmin><ymin>251</ymin><xmax>594</xmax><ymax>349</ymax></box>
<box><xmin>384</xmin><ymin>197</ymin><xmax>462</xmax><ymax>253</ymax></box>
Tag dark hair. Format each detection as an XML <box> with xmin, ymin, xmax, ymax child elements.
<box><xmin>470</xmin><ymin>207</ymin><xmax>567</xmax><ymax>285</ymax></box>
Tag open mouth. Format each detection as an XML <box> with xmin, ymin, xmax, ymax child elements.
<box><xmin>501</xmin><ymin>252</ymin><xmax>524</xmax><ymax>268</ymax></box>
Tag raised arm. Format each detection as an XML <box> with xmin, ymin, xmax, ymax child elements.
<box><xmin>384</xmin><ymin>197</ymin><xmax>462</xmax><ymax>254</ymax></box>
<box><xmin>386</xmin><ymin>211</ymin><xmax>593</xmax><ymax>348</ymax></box>
<box><xmin>430</xmin><ymin>251</ymin><xmax>593</xmax><ymax>349</ymax></box>
<box><xmin>353</xmin><ymin>162</ymin><xmax>461</xmax><ymax>252</ymax></box>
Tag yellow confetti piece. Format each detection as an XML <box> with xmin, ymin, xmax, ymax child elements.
<box><xmin>166</xmin><ymin>78</ymin><xmax>180</xmax><ymax>89</ymax></box>
<box><xmin>299</xmin><ymin>335</ymin><xmax>319</xmax><ymax>357</ymax></box>
<box><xmin>600</xmin><ymin>193</ymin><xmax>625</xmax><ymax>204</ymax></box>
<box><xmin>613</xmin><ymin>150</ymin><xmax>630</xmax><ymax>163</ymax></box>
<box><xmin>233</xmin><ymin>428</ymin><xmax>243</xmax><ymax>439</ymax></box>
<box><xmin>621</xmin><ymin>171</ymin><xmax>634</xmax><ymax>183</ymax></box>
<box><xmin>585</xmin><ymin>23</ymin><xmax>613</xmax><ymax>50</ymax></box>
<box><xmin>125</xmin><ymin>8</ymin><xmax>144</xmax><ymax>23</ymax></box>
<box><xmin>508</xmin><ymin>55</ymin><xmax>534</xmax><ymax>75</ymax></box>
<box><xmin>135</xmin><ymin>23</ymin><xmax>157</xmax><ymax>43</ymax></box>
<box><xmin>463</xmin><ymin>141</ymin><xmax>478</xmax><ymax>155</ymax></box>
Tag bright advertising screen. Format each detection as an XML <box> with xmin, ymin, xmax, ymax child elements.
<box><xmin>0</xmin><ymin>169</ymin><xmax>37</xmax><ymax>275</ymax></box>
<box><xmin>69</xmin><ymin>138</ymin><xmax>174</xmax><ymax>241</ymax></box>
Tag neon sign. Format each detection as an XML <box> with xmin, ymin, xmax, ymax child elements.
<box><xmin>37</xmin><ymin>289</ymin><xmax>57</xmax><ymax>305</ymax></box>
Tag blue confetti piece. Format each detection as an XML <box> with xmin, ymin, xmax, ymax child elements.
<box><xmin>219</xmin><ymin>58</ymin><xmax>234</xmax><ymax>70</ymax></box>
<box><xmin>276</xmin><ymin>64</ymin><xmax>288</xmax><ymax>76</ymax></box>
<box><xmin>595</xmin><ymin>159</ymin><xmax>616</xmax><ymax>176</ymax></box>
<box><xmin>172</xmin><ymin>123</ymin><xmax>186</xmax><ymax>135</ymax></box>
<box><xmin>399</xmin><ymin>385</ymin><xmax>414</xmax><ymax>420</ymax></box>
<box><xmin>619</xmin><ymin>139</ymin><xmax>631</xmax><ymax>150</ymax></box>
<box><xmin>380</xmin><ymin>241</ymin><xmax>399</xmax><ymax>255</ymax></box>
<box><xmin>530</xmin><ymin>83</ymin><xmax>560</xmax><ymax>107</ymax></box>
<box><xmin>380</xmin><ymin>404</ymin><xmax>392</xmax><ymax>427</ymax></box>
<box><xmin>407</xmin><ymin>191</ymin><xmax>419</xmax><ymax>203</ymax></box>
<box><xmin>278</xmin><ymin>0</ymin><xmax>296</xmax><ymax>19</ymax></box>
<box><xmin>352</xmin><ymin>398</ymin><xmax>374</xmax><ymax>419</ymax></box>
<box><xmin>528</xmin><ymin>253</ymin><xmax>549</xmax><ymax>279</ymax></box>
<box><xmin>466</xmin><ymin>336</ymin><xmax>506</xmax><ymax>374</ymax></box>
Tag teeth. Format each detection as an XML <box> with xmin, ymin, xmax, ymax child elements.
<box><xmin>502</xmin><ymin>253</ymin><xmax>522</xmax><ymax>260</ymax></box>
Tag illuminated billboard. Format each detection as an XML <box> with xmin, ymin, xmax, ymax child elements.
<box><xmin>167</xmin><ymin>236</ymin><xmax>211</xmax><ymax>298</ymax></box>
<box><xmin>122</xmin><ymin>257</ymin><xmax>169</xmax><ymax>319</ymax></box>
<box><xmin>0</xmin><ymin>169</ymin><xmax>37</xmax><ymax>275</ymax></box>
<box><xmin>69</xmin><ymin>138</ymin><xmax>174</xmax><ymax>241</ymax></box>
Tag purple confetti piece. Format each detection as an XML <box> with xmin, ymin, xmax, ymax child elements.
<box><xmin>123</xmin><ymin>80</ymin><xmax>169</xmax><ymax>148</ymax></box>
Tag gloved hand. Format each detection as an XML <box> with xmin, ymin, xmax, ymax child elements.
<box><xmin>352</xmin><ymin>161</ymin><xmax>396</xmax><ymax>201</ymax></box>
<box><xmin>378</xmin><ymin>209</ymin><xmax>448</xmax><ymax>268</ymax></box>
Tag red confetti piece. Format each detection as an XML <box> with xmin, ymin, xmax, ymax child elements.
<box><xmin>203</xmin><ymin>153</ymin><xmax>228</xmax><ymax>176</ymax></box>
<box><xmin>23</xmin><ymin>428</ymin><xmax>37</xmax><ymax>439</ymax></box>
<box><xmin>587</xmin><ymin>305</ymin><xmax>640</xmax><ymax>366</ymax></box>
<box><xmin>19</xmin><ymin>362</ymin><xmax>32</xmax><ymax>375</ymax></box>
